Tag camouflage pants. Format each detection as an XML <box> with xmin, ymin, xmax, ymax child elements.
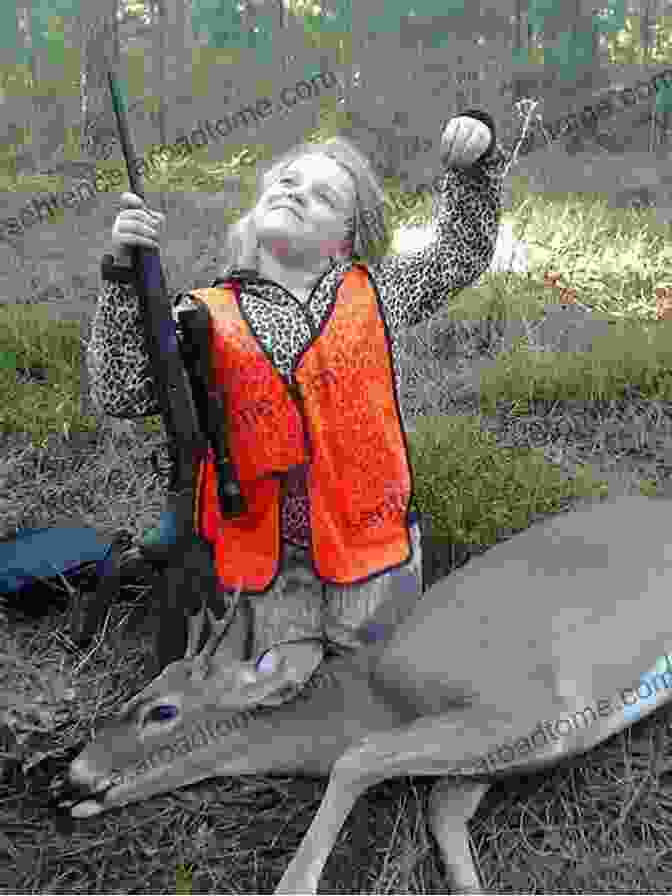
<box><xmin>244</xmin><ymin>510</ymin><xmax>424</xmax><ymax>660</ymax></box>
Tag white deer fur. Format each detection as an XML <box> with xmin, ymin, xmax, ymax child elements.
<box><xmin>55</xmin><ymin>495</ymin><xmax>672</xmax><ymax>893</ymax></box>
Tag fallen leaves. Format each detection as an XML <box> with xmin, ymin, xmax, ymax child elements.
<box><xmin>655</xmin><ymin>285</ymin><xmax>672</xmax><ymax>320</ymax></box>
<box><xmin>543</xmin><ymin>271</ymin><xmax>672</xmax><ymax>322</ymax></box>
<box><xmin>543</xmin><ymin>270</ymin><xmax>579</xmax><ymax>305</ymax></box>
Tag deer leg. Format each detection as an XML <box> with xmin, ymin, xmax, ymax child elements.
<box><xmin>273</xmin><ymin>766</ymin><xmax>378</xmax><ymax>895</ymax></box>
<box><xmin>274</xmin><ymin>705</ymin><xmax>516</xmax><ymax>896</ymax></box>
<box><xmin>428</xmin><ymin>776</ymin><xmax>491</xmax><ymax>894</ymax></box>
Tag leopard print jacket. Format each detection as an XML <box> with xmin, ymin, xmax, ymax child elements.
<box><xmin>87</xmin><ymin>120</ymin><xmax>508</xmax><ymax>550</ymax></box>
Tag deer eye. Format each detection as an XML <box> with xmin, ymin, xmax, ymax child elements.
<box><xmin>142</xmin><ymin>704</ymin><xmax>179</xmax><ymax>726</ymax></box>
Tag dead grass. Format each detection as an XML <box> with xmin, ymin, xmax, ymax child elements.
<box><xmin>3</xmin><ymin>315</ymin><xmax>672</xmax><ymax>891</ymax></box>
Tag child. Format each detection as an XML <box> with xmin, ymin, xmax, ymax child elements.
<box><xmin>88</xmin><ymin>110</ymin><xmax>505</xmax><ymax>706</ymax></box>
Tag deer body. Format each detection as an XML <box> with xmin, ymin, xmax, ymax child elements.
<box><xmin>53</xmin><ymin>495</ymin><xmax>672</xmax><ymax>893</ymax></box>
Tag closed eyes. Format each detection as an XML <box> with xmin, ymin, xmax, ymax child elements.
<box><xmin>278</xmin><ymin>176</ymin><xmax>340</xmax><ymax>208</ymax></box>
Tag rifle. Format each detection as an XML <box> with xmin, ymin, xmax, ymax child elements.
<box><xmin>93</xmin><ymin>69</ymin><xmax>246</xmax><ymax>671</ymax></box>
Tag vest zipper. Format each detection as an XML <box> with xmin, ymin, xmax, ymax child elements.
<box><xmin>287</xmin><ymin>374</ymin><xmax>313</xmax><ymax>464</ymax></box>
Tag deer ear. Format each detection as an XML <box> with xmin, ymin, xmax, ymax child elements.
<box><xmin>260</xmin><ymin>642</ymin><xmax>323</xmax><ymax>683</ymax></box>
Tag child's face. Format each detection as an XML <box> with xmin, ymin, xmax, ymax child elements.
<box><xmin>255</xmin><ymin>154</ymin><xmax>357</xmax><ymax>261</ymax></box>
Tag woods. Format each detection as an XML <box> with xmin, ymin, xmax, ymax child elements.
<box><xmin>1</xmin><ymin>0</ymin><xmax>671</xmax><ymax>184</ymax></box>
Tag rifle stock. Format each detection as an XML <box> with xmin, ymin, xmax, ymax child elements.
<box><xmin>101</xmin><ymin>69</ymin><xmax>246</xmax><ymax>671</ymax></box>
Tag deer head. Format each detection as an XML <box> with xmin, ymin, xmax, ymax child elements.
<box><xmin>51</xmin><ymin>565</ymin><xmax>425</xmax><ymax>819</ymax></box>
<box><xmin>52</xmin><ymin>581</ymin><xmax>334</xmax><ymax>817</ymax></box>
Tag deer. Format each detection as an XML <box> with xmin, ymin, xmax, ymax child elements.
<box><xmin>50</xmin><ymin>493</ymin><xmax>672</xmax><ymax>894</ymax></box>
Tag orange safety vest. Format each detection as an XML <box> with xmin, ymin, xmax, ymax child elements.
<box><xmin>188</xmin><ymin>263</ymin><xmax>415</xmax><ymax>593</ymax></box>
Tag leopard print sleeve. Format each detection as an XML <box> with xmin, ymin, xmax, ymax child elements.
<box><xmin>85</xmin><ymin>280</ymin><xmax>197</xmax><ymax>418</ymax></box>
<box><xmin>368</xmin><ymin>133</ymin><xmax>508</xmax><ymax>335</ymax></box>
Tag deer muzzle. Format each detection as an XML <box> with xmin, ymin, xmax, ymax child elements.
<box><xmin>49</xmin><ymin>757</ymin><xmax>117</xmax><ymax>817</ymax></box>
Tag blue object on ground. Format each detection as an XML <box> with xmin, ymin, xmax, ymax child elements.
<box><xmin>0</xmin><ymin>526</ymin><xmax>114</xmax><ymax>596</ymax></box>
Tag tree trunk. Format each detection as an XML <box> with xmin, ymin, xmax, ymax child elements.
<box><xmin>155</xmin><ymin>0</ymin><xmax>195</xmax><ymax>149</ymax></box>
<box><xmin>510</xmin><ymin>0</ymin><xmax>530</xmax><ymax>109</ymax></box>
<box><xmin>15</xmin><ymin>4</ymin><xmax>38</xmax><ymax>175</ymax></box>
<box><xmin>150</xmin><ymin>0</ymin><xmax>168</xmax><ymax>217</ymax></box>
<box><xmin>79</xmin><ymin>0</ymin><xmax>122</xmax><ymax>165</ymax></box>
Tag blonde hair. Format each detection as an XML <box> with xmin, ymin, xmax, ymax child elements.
<box><xmin>217</xmin><ymin>136</ymin><xmax>393</xmax><ymax>280</ymax></box>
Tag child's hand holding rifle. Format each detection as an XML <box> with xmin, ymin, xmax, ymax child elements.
<box><xmin>100</xmin><ymin>69</ymin><xmax>248</xmax><ymax>673</ymax></box>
